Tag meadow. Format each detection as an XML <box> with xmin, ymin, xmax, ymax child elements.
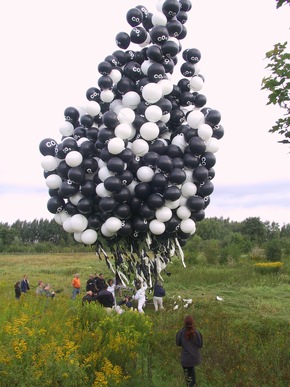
<box><xmin>0</xmin><ymin>252</ymin><xmax>289</xmax><ymax>386</ymax></box>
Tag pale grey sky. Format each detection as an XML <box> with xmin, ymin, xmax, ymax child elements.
<box><xmin>0</xmin><ymin>0</ymin><xmax>289</xmax><ymax>226</ymax></box>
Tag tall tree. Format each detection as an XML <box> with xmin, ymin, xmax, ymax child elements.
<box><xmin>261</xmin><ymin>0</ymin><xmax>290</xmax><ymax>146</ymax></box>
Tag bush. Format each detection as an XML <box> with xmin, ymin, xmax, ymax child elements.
<box><xmin>265</xmin><ymin>240</ymin><xmax>282</xmax><ymax>262</ymax></box>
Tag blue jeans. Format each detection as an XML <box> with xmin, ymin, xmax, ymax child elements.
<box><xmin>72</xmin><ymin>287</ymin><xmax>80</xmax><ymax>299</ymax></box>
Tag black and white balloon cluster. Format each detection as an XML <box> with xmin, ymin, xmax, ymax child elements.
<box><xmin>39</xmin><ymin>0</ymin><xmax>224</xmax><ymax>279</ymax></box>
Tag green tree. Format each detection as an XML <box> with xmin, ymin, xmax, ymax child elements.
<box><xmin>265</xmin><ymin>239</ymin><xmax>283</xmax><ymax>261</ymax></box>
<box><xmin>261</xmin><ymin>1</ymin><xmax>290</xmax><ymax>146</ymax></box>
<box><xmin>240</xmin><ymin>217</ymin><xmax>267</xmax><ymax>244</ymax></box>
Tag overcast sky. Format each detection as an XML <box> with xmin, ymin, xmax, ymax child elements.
<box><xmin>0</xmin><ymin>0</ymin><xmax>289</xmax><ymax>227</ymax></box>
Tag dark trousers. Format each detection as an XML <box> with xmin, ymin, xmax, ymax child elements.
<box><xmin>182</xmin><ymin>366</ymin><xmax>196</xmax><ymax>387</ymax></box>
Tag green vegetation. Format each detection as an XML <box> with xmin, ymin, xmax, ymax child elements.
<box><xmin>0</xmin><ymin>250</ymin><xmax>289</xmax><ymax>386</ymax></box>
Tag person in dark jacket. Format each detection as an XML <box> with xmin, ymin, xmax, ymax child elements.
<box><xmin>176</xmin><ymin>315</ymin><xmax>203</xmax><ymax>387</ymax></box>
<box><xmin>86</xmin><ymin>274</ymin><xmax>97</xmax><ymax>293</ymax></box>
<box><xmin>14</xmin><ymin>281</ymin><xmax>21</xmax><ymax>299</ymax></box>
<box><xmin>20</xmin><ymin>274</ymin><xmax>30</xmax><ymax>293</ymax></box>
<box><xmin>153</xmin><ymin>281</ymin><xmax>165</xmax><ymax>311</ymax></box>
<box><xmin>82</xmin><ymin>290</ymin><xmax>97</xmax><ymax>305</ymax></box>
<box><xmin>96</xmin><ymin>284</ymin><xmax>114</xmax><ymax>312</ymax></box>
<box><xmin>95</xmin><ymin>273</ymin><xmax>106</xmax><ymax>293</ymax></box>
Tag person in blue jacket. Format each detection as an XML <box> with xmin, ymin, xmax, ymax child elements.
<box><xmin>176</xmin><ymin>315</ymin><xmax>203</xmax><ymax>387</ymax></box>
<box><xmin>20</xmin><ymin>274</ymin><xmax>30</xmax><ymax>293</ymax></box>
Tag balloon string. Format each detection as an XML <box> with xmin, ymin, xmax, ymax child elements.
<box><xmin>175</xmin><ymin>238</ymin><xmax>186</xmax><ymax>268</ymax></box>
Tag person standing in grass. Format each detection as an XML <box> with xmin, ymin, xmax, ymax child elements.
<box><xmin>153</xmin><ymin>280</ymin><xmax>166</xmax><ymax>311</ymax></box>
<box><xmin>176</xmin><ymin>315</ymin><xmax>203</xmax><ymax>387</ymax></box>
<box><xmin>14</xmin><ymin>281</ymin><xmax>21</xmax><ymax>299</ymax></box>
<box><xmin>20</xmin><ymin>274</ymin><xmax>30</xmax><ymax>293</ymax></box>
<box><xmin>71</xmin><ymin>273</ymin><xmax>81</xmax><ymax>299</ymax></box>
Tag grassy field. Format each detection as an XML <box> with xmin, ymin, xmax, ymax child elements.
<box><xmin>0</xmin><ymin>252</ymin><xmax>289</xmax><ymax>386</ymax></box>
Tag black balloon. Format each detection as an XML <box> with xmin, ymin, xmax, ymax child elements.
<box><xmin>47</xmin><ymin>197</ymin><xmax>65</xmax><ymax>214</ymax></box>
<box><xmin>39</xmin><ymin>138</ymin><xmax>57</xmax><ymax>156</ymax></box>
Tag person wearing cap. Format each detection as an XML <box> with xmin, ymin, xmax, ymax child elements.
<box><xmin>176</xmin><ymin>315</ymin><xmax>203</xmax><ymax>387</ymax></box>
<box><xmin>71</xmin><ymin>273</ymin><xmax>81</xmax><ymax>299</ymax></box>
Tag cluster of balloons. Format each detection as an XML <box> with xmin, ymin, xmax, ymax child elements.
<box><xmin>39</xmin><ymin>0</ymin><xmax>224</xmax><ymax>283</ymax></box>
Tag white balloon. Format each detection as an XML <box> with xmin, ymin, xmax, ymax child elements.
<box><xmin>100</xmin><ymin>89</ymin><xmax>114</xmax><ymax>103</ymax></box>
<box><xmin>171</xmin><ymin>134</ymin><xmax>187</xmax><ymax>151</ymax></box>
<box><xmin>152</xmin><ymin>12</ymin><xmax>167</xmax><ymax>26</ymax></box>
<box><xmin>193</xmin><ymin>63</ymin><xmax>202</xmax><ymax>75</ymax></box>
<box><xmin>110</xmin><ymin>99</ymin><xmax>123</xmax><ymax>114</ymax></box>
<box><xmin>115</xmin><ymin>123</ymin><xmax>134</xmax><ymax>140</ymax></box>
<box><xmin>139</xmin><ymin>32</ymin><xmax>151</xmax><ymax>47</ymax></box>
<box><xmin>205</xmin><ymin>138</ymin><xmax>220</xmax><ymax>153</ymax></box>
<box><xmin>77</xmin><ymin>137</ymin><xmax>90</xmax><ymax>146</ymax></box>
<box><xmin>141</xmin><ymin>60</ymin><xmax>152</xmax><ymax>75</ymax></box>
<box><xmin>160</xmin><ymin>131</ymin><xmax>171</xmax><ymax>140</ymax></box>
<box><xmin>101</xmin><ymin>223</ymin><xmax>115</xmax><ymax>238</ymax></box>
<box><xmin>45</xmin><ymin>174</ymin><xmax>62</xmax><ymax>189</ymax></box>
<box><xmin>41</xmin><ymin>155</ymin><xmax>58</xmax><ymax>171</ymax></box>
<box><xmin>122</xmin><ymin>91</ymin><xmax>141</xmax><ymax>109</ymax></box>
<box><xmin>190</xmin><ymin>76</ymin><xmax>204</xmax><ymax>92</ymax></box>
<box><xmin>198</xmin><ymin>124</ymin><xmax>213</xmax><ymax>141</ymax></box>
<box><xmin>158</xmin><ymin>79</ymin><xmax>174</xmax><ymax>95</ymax></box>
<box><xmin>107</xmin><ymin>137</ymin><xmax>125</xmax><ymax>155</ymax></box>
<box><xmin>54</xmin><ymin>212</ymin><xmax>64</xmax><ymax>225</ymax></box>
<box><xmin>177</xmin><ymin>206</ymin><xmax>191</xmax><ymax>220</ymax></box>
<box><xmin>98</xmin><ymin>158</ymin><xmax>107</xmax><ymax>168</ymax></box>
<box><xmin>85</xmin><ymin>101</ymin><xmax>101</xmax><ymax>116</ymax></box>
<box><xmin>160</xmin><ymin>113</ymin><xmax>170</xmax><ymax>123</ymax></box>
<box><xmin>182</xmin><ymin>182</ymin><xmax>197</xmax><ymax>197</ymax></box>
<box><xmin>81</xmin><ymin>229</ymin><xmax>98</xmax><ymax>245</ymax></box>
<box><xmin>63</xmin><ymin>217</ymin><xmax>74</xmax><ymax>233</ymax></box>
<box><xmin>164</xmin><ymin>199</ymin><xmax>180</xmax><ymax>209</ymax></box>
<box><xmin>137</xmin><ymin>166</ymin><xmax>155</xmax><ymax>182</ymax></box>
<box><xmin>96</xmin><ymin>183</ymin><xmax>112</xmax><ymax>197</ymax></box>
<box><xmin>145</xmin><ymin>105</ymin><xmax>163</xmax><ymax>122</ymax></box>
<box><xmin>65</xmin><ymin>151</ymin><xmax>83</xmax><ymax>167</ymax></box>
<box><xmin>59</xmin><ymin>121</ymin><xmax>74</xmax><ymax>136</ymax></box>
<box><xmin>184</xmin><ymin>169</ymin><xmax>194</xmax><ymax>183</ymax></box>
<box><xmin>180</xmin><ymin>219</ymin><xmax>196</xmax><ymax>235</ymax></box>
<box><xmin>117</xmin><ymin>107</ymin><xmax>135</xmax><ymax>124</ymax></box>
<box><xmin>142</xmin><ymin>83</ymin><xmax>163</xmax><ymax>104</ymax></box>
<box><xmin>140</xmin><ymin>122</ymin><xmax>159</xmax><ymax>141</ymax></box>
<box><xmin>179</xmin><ymin>195</ymin><xmax>188</xmax><ymax>206</ymax></box>
<box><xmin>74</xmin><ymin>232</ymin><xmax>83</xmax><ymax>243</ymax></box>
<box><xmin>98</xmin><ymin>166</ymin><xmax>114</xmax><ymax>182</ymax></box>
<box><xmin>60</xmin><ymin>210</ymin><xmax>71</xmax><ymax>223</ymax></box>
<box><xmin>69</xmin><ymin>192</ymin><xmax>84</xmax><ymax>205</ymax></box>
<box><xmin>187</xmin><ymin>110</ymin><xmax>205</xmax><ymax>129</ymax></box>
<box><xmin>149</xmin><ymin>219</ymin><xmax>166</xmax><ymax>235</ymax></box>
<box><xmin>155</xmin><ymin>207</ymin><xmax>172</xmax><ymax>222</ymax></box>
<box><xmin>127</xmin><ymin>180</ymin><xmax>138</xmax><ymax>194</ymax></box>
<box><xmin>70</xmin><ymin>214</ymin><xmax>88</xmax><ymax>232</ymax></box>
<box><xmin>105</xmin><ymin>217</ymin><xmax>122</xmax><ymax>232</ymax></box>
<box><xmin>109</xmin><ymin>68</ymin><xmax>122</xmax><ymax>83</ymax></box>
<box><xmin>131</xmin><ymin>139</ymin><xmax>149</xmax><ymax>156</ymax></box>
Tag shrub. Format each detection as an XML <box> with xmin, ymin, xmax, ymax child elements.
<box><xmin>254</xmin><ymin>261</ymin><xmax>283</xmax><ymax>274</ymax></box>
<box><xmin>265</xmin><ymin>240</ymin><xmax>282</xmax><ymax>262</ymax></box>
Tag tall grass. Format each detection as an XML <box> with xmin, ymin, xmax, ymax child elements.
<box><xmin>0</xmin><ymin>253</ymin><xmax>289</xmax><ymax>386</ymax></box>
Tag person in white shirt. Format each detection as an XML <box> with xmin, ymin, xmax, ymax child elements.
<box><xmin>107</xmin><ymin>278</ymin><xmax>116</xmax><ymax>306</ymax></box>
<box><xmin>132</xmin><ymin>280</ymin><xmax>147</xmax><ymax>313</ymax></box>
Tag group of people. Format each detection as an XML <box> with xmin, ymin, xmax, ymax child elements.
<box><xmin>14</xmin><ymin>275</ymin><xmax>55</xmax><ymax>299</ymax></box>
<box><xmin>72</xmin><ymin>272</ymin><xmax>166</xmax><ymax>314</ymax></box>
<box><xmin>14</xmin><ymin>274</ymin><xmax>30</xmax><ymax>299</ymax></box>
<box><xmin>14</xmin><ymin>273</ymin><xmax>203</xmax><ymax>386</ymax></box>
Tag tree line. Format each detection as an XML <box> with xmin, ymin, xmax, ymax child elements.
<box><xmin>1</xmin><ymin>217</ymin><xmax>290</xmax><ymax>262</ymax></box>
